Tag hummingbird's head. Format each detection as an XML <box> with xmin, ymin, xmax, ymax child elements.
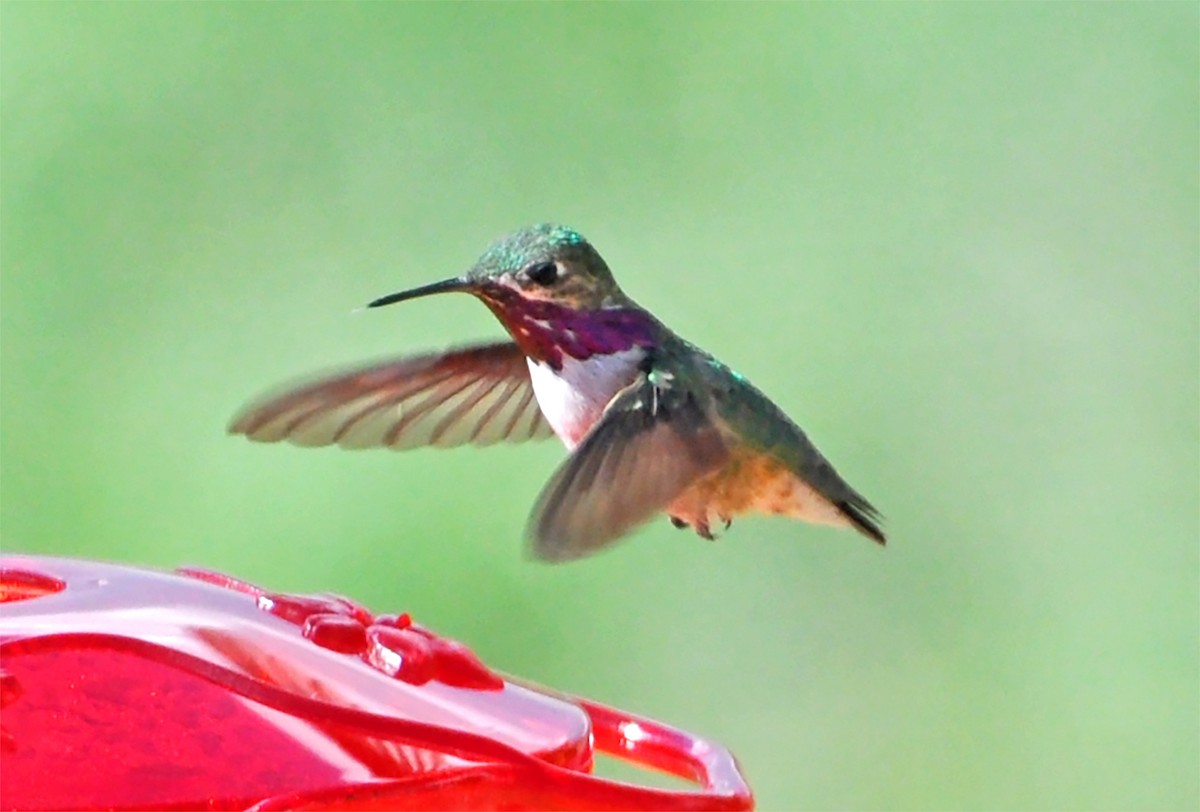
<box><xmin>464</xmin><ymin>223</ymin><xmax>625</xmax><ymax>309</ymax></box>
<box><xmin>368</xmin><ymin>224</ymin><xmax>654</xmax><ymax>368</ymax></box>
<box><xmin>368</xmin><ymin>224</ymin><xmax>625</xmax><ymax>312</ymax></box>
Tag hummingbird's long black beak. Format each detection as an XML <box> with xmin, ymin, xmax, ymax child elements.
<box><xmin>366</xmin><ymin>276</ymin><xmax>472</xmax><ymax>309</ymax></box>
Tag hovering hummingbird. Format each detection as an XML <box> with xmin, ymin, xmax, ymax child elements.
<box><xmin>229</xmin><ymin>224</ymin><xmax>884</xmax><ymax>561</ymax></box>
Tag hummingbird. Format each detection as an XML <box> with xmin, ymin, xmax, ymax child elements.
<box><xmin>229</xmin><ymin>224</ymin><xmax>885</xmax><ymax>561</ymax></box>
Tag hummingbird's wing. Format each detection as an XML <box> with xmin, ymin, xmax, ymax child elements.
<box><xmin>228</xmin><ymin>342</ymin><xmax>554</xmax><ymax>450</ymax></box>
<box><xmin>528</xmin><ymin>373</ymin><xmax>729</xmax><ymax>562</ymax></box>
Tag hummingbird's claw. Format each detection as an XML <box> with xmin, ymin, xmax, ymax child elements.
<box><xmin>669</xmin><ymin>515</ymin><xmax>716</xmax><ymax>540</ymax></box>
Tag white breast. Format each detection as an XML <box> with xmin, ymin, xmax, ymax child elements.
<box><xmin>527</xmin><ymin>349</ymin><xmax>644</xmax><ymax>449</ymax></box>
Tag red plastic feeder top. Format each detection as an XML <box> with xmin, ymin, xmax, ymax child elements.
<box><xmin>0</xmin><ymin>555</ymin><xmax>753</xmax><ymax>811</ymax></box>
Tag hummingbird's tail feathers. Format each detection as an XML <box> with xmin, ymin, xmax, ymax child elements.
<box><xmin>838</xmin><ymin>494</ymin><xmax>886</xmax><ymax>545</ymax></box>
<box><xmin>791</xmin><ymin>446</ymin><xmax>887</xmax><ymax>545</ymax></box>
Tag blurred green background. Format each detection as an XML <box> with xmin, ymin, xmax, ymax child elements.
<box><xmin>2</xmin><ymin>4</ymin><xmax>1197</xmax><ymax>810</ymax></box>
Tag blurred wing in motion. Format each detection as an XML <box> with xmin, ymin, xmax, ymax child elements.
<box><xmin>228</xmin><ymin>342</ymin><xmax>554</xmax><ymax>450</ymax></box>
<box><xmin>528</xmin><ymin>374</ymin><xmax>729</xmax><ymax>562</ymax></box>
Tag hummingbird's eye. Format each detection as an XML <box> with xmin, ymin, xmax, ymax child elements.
<box><xmin>524</xmin><ymin>261</ymin><xmax>560</xmax><ymax>286</ymax></box>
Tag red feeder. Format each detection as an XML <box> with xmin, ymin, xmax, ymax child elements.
<box><xmin>0</xmin><ymin>555</ymin><xmax>753</xmax><ymax>810</ymax></box>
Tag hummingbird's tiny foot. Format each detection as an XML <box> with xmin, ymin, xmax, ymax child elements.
<box><xmin>722</xmin><ymin>516</ymin><xmax>732</xmax><ymax>531</ymax></box>
<box><xmin>695</xmin><ymin>520</ymin><xmax>715</xmax><ymax>541</ymax></box>
<box><xmin>669</xmin><ymin>516</ymin><xmax>688</xmax><ymax>530</ymax></box>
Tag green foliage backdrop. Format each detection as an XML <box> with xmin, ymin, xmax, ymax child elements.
<box><xmin>3</xmin><ymin>5</ymin><xmax>1196</xmax><ymax>809</ymax></box>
